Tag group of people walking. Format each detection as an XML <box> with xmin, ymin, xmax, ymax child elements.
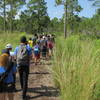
<box><xmin>0</xmin><ymin>33</ymin><xmax>55</xmax><ymax>100</ymax></box>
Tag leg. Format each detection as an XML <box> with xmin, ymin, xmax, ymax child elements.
<box><xmin>7</xmin><ymin>93</ymin><xmax>14</xmax><ymax>100</ymax></box>
<box><xmin>19</xmin><ymin>68</ymin><xmax>24</xmax><ymax>89</ymax></box>
<box><xmin>0</xmin><ymin>93</ymin><xmax>6</xmax><ymax>100</ymax></box>
<box><xmin>32</xmin><ymin>54</ymin><xmax>35</xmax><ymax>63</ymax></box>
<box><xmin>22</xmin><ymin>67</ymin><xmax>29</xmax><ymax>99</ymax></box>
<box><xmin>35</xmin><ymin>56</ymin><xmax>38</xmax><ymax>65</ymax></box>
<box><xmin>13</xmin><ymin>74</ymin><xmax>16</xmax><ymax>90</ymax></box>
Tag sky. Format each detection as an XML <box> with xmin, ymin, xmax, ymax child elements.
<box><xmin>45</xmin><ymin>0</ymin><xmax>97</xmax><ymax>19</ymax></box>
<box><xmin>15</xmin><ymin>0</ymin><xmax>97</xmax><ymax>19</ymax></box>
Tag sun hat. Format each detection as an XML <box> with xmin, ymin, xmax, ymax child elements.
<box><xmin>5</xmin><ymin>44</ymin><xmax>12</xmax><ymax>49</ymax></box>
<box><xmin>43</xmin><ymin>36</ymin><xmax>45</xmax><ymax>39</ymax></box>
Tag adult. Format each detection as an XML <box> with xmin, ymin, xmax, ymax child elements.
<box><xmin>47</xmin><ymin>37</ymin><xmax>53</xmax><ymax>58</ymax></box>
<box><xmin>28</xmin><ymin>38</ymin><xmax>33</xmax><ymax>48</ymax></box>
<box><xmin>32</xmin><ymin>34</ymin><xmax>38</xmax><ymax>46</ymax></box>
<box><xmin>0</xmin><ymin>53</ymin><xmax>16</xmax><ymax>100</ymax></box>
<box><xmin>2</xmin><ymin>44</ymin><xmax>12</xmax><ymax>55</ymax></box>
<box><xmin>2</xmin><ymin>44</ymin><xmax>16</xmax><ymax>90</ymax></box>
<box><xmin>14</xmin><ymin>36</ymin><xmax>32</xmax><ymax>100</ymax></box>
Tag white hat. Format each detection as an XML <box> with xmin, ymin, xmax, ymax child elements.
<box><xmin>43</xmin><ymin>36</ymin><xmax>45</xmax><ymax>39</ymax></box>
<box><xmin>5</xmin><ymin>44</ymin><xmax>12</xmax><ymax>49</ymax></box>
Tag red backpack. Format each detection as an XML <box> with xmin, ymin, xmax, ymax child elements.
<box><xmin>47</xmin><ymin>41</ymin><xmax>53</xmax><ymax>49</ymax></box>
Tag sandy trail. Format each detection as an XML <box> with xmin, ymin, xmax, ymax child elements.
<box><xmin>14</xmin><ymin>59</ymin><xmax>59</xmax><ymax>100</ymax></box>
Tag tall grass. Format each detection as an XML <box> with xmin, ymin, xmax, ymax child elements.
<box><xmin>52</xmin><ymin>35</ymin><xmax>100</xmax><ymax>100</ymax></box>
<box><xmin>0</xmin><ymin>32</ymin><xmax>32</xmax><ymax>53</ymax></box>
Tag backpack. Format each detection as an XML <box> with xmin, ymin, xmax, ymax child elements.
<box><xmin>0</xmin><ymin>72</ymin><xmax>8</xmax><ymax>92</ymax></box>
<box><xmin>17</xmin><ymin>45</ymin><xmax>29</xmax><ymax>66</ymax></box>
<box><xmin>47</xmin><ymin>41</ymin><xmax>53</xmax><ymax>49</ymax></box>
<box><xmin>0</xmin><ymin>58</ymin><xmax>14</xmax><ymax>92</ymax></box>
<box><xmin>34</xmin><ymin>45</ymin><xmax>40</xmax><ymax>55</ymax></box>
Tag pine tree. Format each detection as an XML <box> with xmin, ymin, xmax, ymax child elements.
<box><xmin>27</xmin><ymin>0</ymin><xmax>48</xmax><ymax>33</ymax></box>
<box><xmin>55</xmin><ymin>0</ymin><xmax>82</xmax><ymax>38</ymax></box>
<box><xmin>6</xmin><ymin>0</ymin><xmax>25</xmax><ymax>32</ymax></box>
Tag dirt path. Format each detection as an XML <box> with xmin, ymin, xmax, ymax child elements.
<box><xmin>14</xmin><ymin>59</ymin><xmax>59</xmax><ymax>100</ymax></box>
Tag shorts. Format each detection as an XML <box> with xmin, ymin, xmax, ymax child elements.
<box><xmin>34</xmin><ymin>54</ymin><xmax>40</xmax><ymax>59</ymax></box>
<box><xmin>42</xmin><ymin>52</ymin><xmax>46</xmax><ymax>57</ymax></box>
<box><xmin>0</xmin><ymin>83</ymin><xmax>15</xmax><ymax>93</ymax></box>
<box><xmin>42</xmin><ymin>49</ymin><xmax>47</xmax><ymax>57</ymax></box>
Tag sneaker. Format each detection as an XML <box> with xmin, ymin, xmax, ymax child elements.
<box><xmin>22</xmin><ymin>95</ymin><xmax>30</xmax><ymax>100</ymax></box>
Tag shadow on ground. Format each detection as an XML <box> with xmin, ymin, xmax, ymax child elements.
<box><xmin>29</xmin><ymin>72</ymin><xmax>50</xmax><ymax>75</ymax></box>
<box><xmin>28</xmin><ymin>86</ymin><xmax>59</xmax><ymax>99</ymax></box>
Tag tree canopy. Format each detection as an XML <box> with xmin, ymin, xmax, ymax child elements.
<box><xmin>0</xmin><ymin>0</ymin><xmax>99</xmax><ymax>37</ymax></box>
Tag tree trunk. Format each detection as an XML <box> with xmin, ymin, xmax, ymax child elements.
<box><xmin>71</xmin><ymin>3</ymin><xmax>74</xmax><ymax>34</ymax></box>
<box><xmin>4</xmin><ymin>0</ymin><xmax>6</xmax><ymax>32</ymax></box>
<box><xmin>64</xmin><ymin>2</ymin><xmax>67</xmax><ymax>38</ymax></box>
<box><xmin>10</xmin><ymin>0</ymin><xmax>13</xmax><ymax>33</ymax></box>
<box><xmin>37</xmin><ymin>10</ymin><xmax>40</xmax><ymax>34</ymax></box>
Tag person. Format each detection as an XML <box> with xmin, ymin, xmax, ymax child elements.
<box><xmin>28</xmin><ymin>38</ymin><xmax>33</xmax><ymax>48</ymax></box>
<box><xmin>0</xmin><ymin>53</ymin><xmax>16</xmax><ymax>100</ymax></box>
<box><xmin>39</xmin><ymin>36</ymin><xmax>47</xmax><ymax>58</ymax></box>
<box><xmin>41</xmin><ymin>40</ymin><xmax>47</xmax><ymax>59</ymax></box>
<box><xmin>33</xmin><ymin>41</ymin><xmax>40</xmax><ymax>65</ymax></box>
<box><xmin>32</xmin><ymin>34</ymin><xmax>38</xmax><ymax>46</ymax></box>
<box><xmin>14</xmin><ymin>36</ymin><xmax>32</xmax><ymax>100</ymax></box>
<box><xmin>2</xmin><ymin>44</ymin><xmax>17</xmax><ymax>90</ymax></box>
<box><xmin>47</xmin><ymin>37</ymin><xmax>53</xmax><ymax>58</ymax></box>
<box><xmin>2</xmin><ymin>44</ymin><xmax>12</xmax><ymax>55</ymax></box>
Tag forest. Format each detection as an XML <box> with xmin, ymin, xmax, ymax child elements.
<box><xmin>0</xmin><ymin>0</ymin><xmax>99</xmax><ymax>37</ymax></box>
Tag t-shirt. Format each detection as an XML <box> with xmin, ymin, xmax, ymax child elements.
<box><xmin>33</xmin><ymin>45</ymin><xmax>40</xmax><ymax>54</ymax></box>
<box><xmin>28</xmin><ymin>40</ymin><xmax>33</xmax><ymax>48</ymax></box>
<box><xmin>14</xmin><ymin>45</ymin><xmax>32</xmax><ymax>56</ymax></box>
<box><xmin>39</xmin><ymin>39</ymin><xmax>47</xmax><ymax>50</ymax></box>
<box><xmin>10</xmin><ymin>52</ymin><xmax>15</xmax><ymax>56</ymax></box>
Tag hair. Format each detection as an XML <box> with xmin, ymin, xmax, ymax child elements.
<box><xmin>0</xmin><ymin>53</ymin><xmax>9</xmax><ymax>67</ymax></box>
<box><xmin>2</xmin><ymin>49</ymin><xmax>10</xmax><ymax>55</ymax></box>
<box><xmin>20</xmin><ymin>36</ymin><xmax>27</xmax><ymax>43</ymax></box>
<box><xmin>29</xmin><ymin>37</ymin><xmax>32</xmax><ymax>40</ymax></box>
<box><xmin>34</xmin><ymin>34</ymin><xmax>37</xmax><ymax>36</ymax></box>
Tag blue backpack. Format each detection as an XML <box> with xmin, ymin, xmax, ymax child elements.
<box><xmin>34</xmin><ymin>45</ymin><xmax>40</xmax><ymax>55</ymax></box>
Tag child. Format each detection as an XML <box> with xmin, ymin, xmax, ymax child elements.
<box><xmin>33</xmin><ymin>41</ymin><xmax>40</xmax><ymax>65</ymax></box>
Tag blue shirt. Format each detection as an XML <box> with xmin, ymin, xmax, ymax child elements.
<box><xmin>14</xmin><ymin>45</ymin><xmax>32</xmax><ymax>56</ymax></box>
<box><xmin>0</xmin><ymin>66</ymin><xmax>16</xmax><ymax>83</ymax></box>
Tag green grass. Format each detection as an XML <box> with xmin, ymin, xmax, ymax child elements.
<box><xmin>52</xmin><ymin>35</ymin><xmax>100</xmax><ymax>100</ymax></box>
<box><xmin>0</xmin><ymin>32</ymin><xmax>32</xmax><ymax>53</ymax></box>
<box><xmin>0</xmin><ymin>33</ymin><xmax>100</xmax><ymax>100</ymax></box>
